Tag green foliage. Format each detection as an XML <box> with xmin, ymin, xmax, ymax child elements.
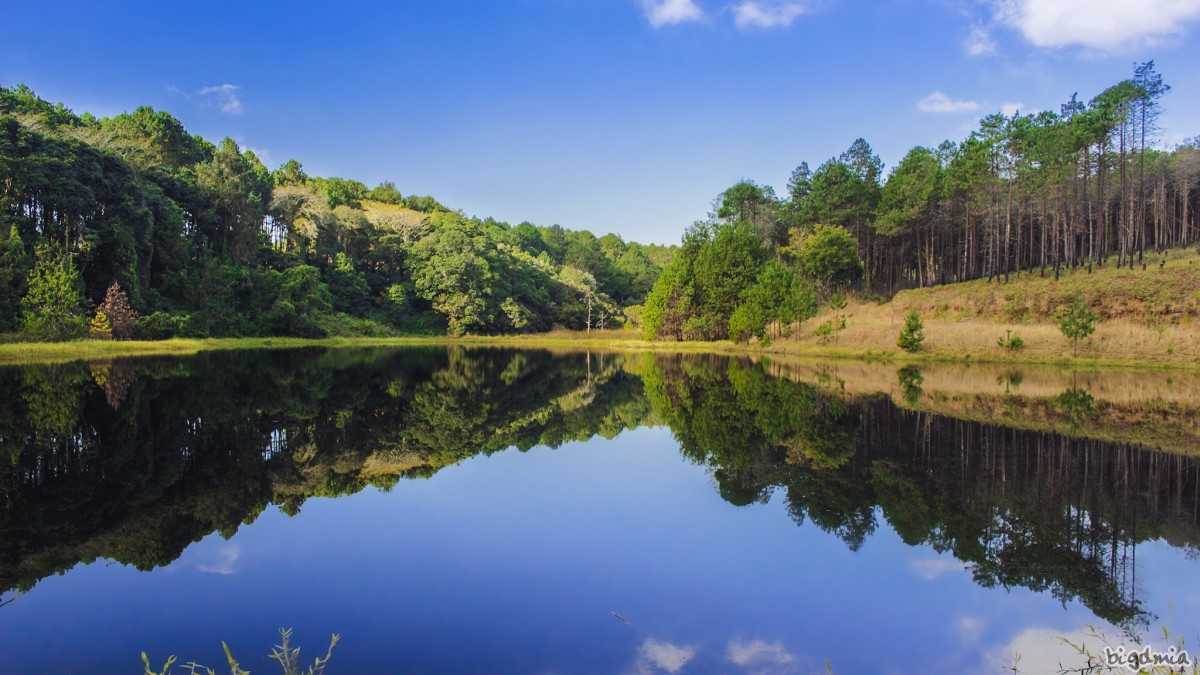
<box><xmin>787</xmin><ymin>224</ymin><xmax>864</xmax><ymax>290</ymax></box>
<box><xmin>383</xmin><ymin>284</ymin><xmax>408</xmax><ymax>323</ymax></box>
<box><xmin>814</xmin><ymin>316</ymin><xmax>845</xmax><ymax>345</ymax></box>
<box><xmin>142</xmin><ymin>628</ymin><xmax>339</xmax><ymax>675</ymax></box>
<box><xmin>0</xmin><ymin>84</ymin><xmax>671</xmax><ymax>341</ymax></box>
<box><xmin>368</xmin><ymin>181</ymin><xmax>403</xmax><ymax>205</ymax></box>
<box><xmin>0</xmin><ymin>225</ymin><xmax>32</xmax><ymax>331</ymax></box>
<box><xmin>21</xmin><ymin>248</ymin><xmax>87</xmax><ymax>341</ymax></box>
<box><xmin>641</xmin><ymin>221</ymin><xmax>767</xmax><ymax>341</ymax></box>
<box><xmin>897</xmin><ymin>311</ymin><xmax>925</xmax><ymax>352</ymax></box>
<box><xmin>1057</xmin><ymin>297</ymin><xmax>1101</xmax><ymax>356</ymax></box>
<box><xmin>88</xmin><ymin>309</ymin><xmax>112</xmax><ymax>340</ymax></box>
<box><xmin>326</xmin><ymin>253</ymin><xmax>371</xmax><ymax>315</ymax></box>
<box><xmin>997</xmin><ymin>329</ymin><xmax>1025</xmax><ymax>351</ymax></box>
<box><xmin>135</xmin><ymin>312</ymin><xmax>191</xmax><ymax>340</ymax></box>
<box><xmin>270</xmin><ymin>266</ymin><xmax>332</xmax><ymax>338</ymax></box>
<box><xmin>728</xmin><ymin>302</ymin><xmax>766</xmax><ymax>343</ymax></box>
<box><xmin>896</xmin><ymin>366</ymin><xmax>924</xmax><ymax>405</ymax></box>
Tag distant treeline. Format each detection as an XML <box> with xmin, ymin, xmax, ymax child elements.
<box><xmin>643</xmin><ymin>61</ymin><xmax>1200</xmax><ymax>341</ymax></box>
<box><xmin>0</xmin><ymin>85</ymin><xmax>674</xmax><ymax>339</ymax></box>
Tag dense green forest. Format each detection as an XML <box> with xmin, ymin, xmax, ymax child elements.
<box><xmin>0</xmin><ymin>85</ymin><xmax>674</xmax><ymax>340</ymax></box>
<box><xmin>643</xmin><ymin>62</ymin><xmax>1200</xmax><ymax>341</ymax></box>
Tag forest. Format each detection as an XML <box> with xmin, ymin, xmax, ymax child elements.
<box><xmin>3</xmin><ymin>63</ymin><xmax>1199</xmax><ymax>344</ymax></box>
<box><xmin>0</xmin><ymin>84</ymin><xmax>673</xmax><ymax>339</ymax></box>
<box><xmin>642</xmin><ymin>62</ymin><xmax>1200</xmax><ymax>342</ymax></box>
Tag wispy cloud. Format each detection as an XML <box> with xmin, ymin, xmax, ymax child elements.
<box><xmin>235</xmin><ymin>137</ymin><xmax>274</xmax><ymax>167</ymax></box>
<box><xmin>633</xmin><ymin>639</ymin><xmax>695</xmax><ymax>674</ymax></box>
<box><xmin>1000</xmin><ymin>102</ymin><xmax>1023</xmax><ymax>117</ymax></box>
<box><xmin>993</xmin><ymin>0</ymin><xmax>1200</xmax><ymax>50</ymax></box>
<box><xmin>917</xmin><ymin>92</ymin><xmax>979</xmax><ymax>114</ymax></box>
<box><xmin>908</xmin><ymin>557</ymin><xmax>967</xmax><ymax>580</ymax></box>
<box><xmin>197</xmin><ymin>83</ymin><xmax>243</xmax><ymax>114</ymax></box>
<box><xmin>955</xmin><ymin>615</ymin><xmax>986</xmax><ymax>643</ymax></box>
<box><xmin>727</xmin><ymin>637</ymin><xmax>796</xmax><ymax>672</ymax></box>
<box><xmin>731</xmin><ymin>1</ymin><xmax>809</xmax><ymax>29</ymax></box>
<box><xmin>640</xmin><ymin>0</ymin><xmax>705</xmax><ymax>27</ymax></box>
<box><xmin>195</xmin><ymin>544</ymin><xmax>241</xmax><ymax>575</ymax></box>
<box><xmin>963</xmin><ymin>24</ymin><xmax>996</xmax><ymax>56</ymax></box>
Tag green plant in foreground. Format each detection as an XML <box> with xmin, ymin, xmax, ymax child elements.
<box><xmin>897</xmin><ymin>311</ymin><xmax>924</xmax><ymax>353</ymax></box>
<box><xmin>1048</xmin><ymin>625</ymin><xmax>1198</xmax><ymax>674</ymax></box>
<box><xmin>997</xmin><ymin>329</ymin><xmax>1025</xmax><ymax>351</ymax></box>
<box><xmin>142</xmin><ymin>628</ymin><xmax>339</xmax><ymax>675</ymax></box>
<box><xmin>1058</xmin><ymin>297</ymin><xmax>1101</xmax><ymax>357</ymax></box>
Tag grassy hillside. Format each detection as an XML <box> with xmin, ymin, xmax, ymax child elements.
<box><xmin>777</xmin><ymin>246</ymin><xmax>1200</xmax><ymax>366</ymax></box>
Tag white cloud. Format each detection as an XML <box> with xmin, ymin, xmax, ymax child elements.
<box><xmin>233</xmin><ymin>136</ymin><xmax>274</xmax><ymax>166</ymax></box>
<box><xmin>917</xmin><ymin>92</ymin><xmax>980</xmax><ymax>114</ymax></box>
<box><xmin>732</xmin><ymin>1</ymin><xmax>809</xmax><ymax>29</ymax></box>
<box><xmin>994</xmin><ymin>0</ymin><xmax>1200</xmax><ymax>50</ymax></box>
<box><xmin>727</xmin><ymin>638</ymin><xmax>796</xmax><ymax>673</ymax></box>
<box><xmin>1000</xmin><ymin>102</ymin><xmax>1023</xmax><ymax>117</ymax></box>
<box><xmin>195</xmin><ymin>544</ymin><xmax>241</xmax><ymax>575</ymax></box>
<box><xmin>641</xmin><ymin>0</ymin><xmax>705</xmax><ymax>27</ymax></box>
<box><xmin>908</xmin><ymin>557</ymin><xmax>967</xmax><ymax>580</ymax></box>
<box><xmin>633</xmin><ymin>639</ymin><xmax>695</xmax><ymax>674</ymax></box>
<box><xmin>964</xmin><ymin>25</ymin><xmax>996</xmax><ymax>55</ymax></box>
<box><xmin>197</xmin><ymin>84</ymin><xmax>243</xmax><ymax>114</ymax></box>
<box><xmin>955</xmin><ymin>616</ymin><xmax>986</xmax><ymax>643</ymax></box>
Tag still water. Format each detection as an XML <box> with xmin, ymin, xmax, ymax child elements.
<box><xmin>0</xmin><ymin>348</ymin><xmax>1197</xmax><ymax>673</ymax></box>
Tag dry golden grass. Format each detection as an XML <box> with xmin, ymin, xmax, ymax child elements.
<box><xmin>764</xmin><ymin>358</ymin><xmax>1200</xmax><ymax>406</ymax></box>
<box><xmin>763</xmin><ymin>247</ymin><xmax>1200</xmax><ymax>367</ymax></box>
<box><xmin>778</xmin><ymin>301</ymin><xmax>1200</xmax><ymax>366</ymax></box>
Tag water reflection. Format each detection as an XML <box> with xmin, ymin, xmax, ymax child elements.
<box><xmin>0</xmin><ymin>348</ymin><xmax>1197</xmax><ymax>665</ymax></box>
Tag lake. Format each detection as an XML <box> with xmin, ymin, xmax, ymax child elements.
<box><xmin>0</xmin><ymin>347</ymin><xmax>1197</xmax><ymax>674</ymax></box>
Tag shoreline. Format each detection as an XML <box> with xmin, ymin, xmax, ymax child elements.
<box><xmin>0</xmin><ymin>332</ymin><xmax>1196</xmax><ymax>370</ymax></box>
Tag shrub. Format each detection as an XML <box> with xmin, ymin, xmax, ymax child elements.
<box><xmin>1057</xmin><ymin>297</ymin><xmax>1100</xmax><ymax>357</ymax></box>
<box><xmin>997</xmin><ymin>329</ymin><xmax>1025</xmax><ymax>351</ymax></box>
<box><xmin>897</xmin><ymin>311</ymin><xmax>925</xmax><ymax>352</ymax></box>
<box><xmin>88</xmin><ymin>310</ymin><xmax>113</xmax><ymax>340</ymax></box>
<box><xmin>135</xmin><ymin>312</ymin><xmax>192</xmax><ymax>340</ymax></box>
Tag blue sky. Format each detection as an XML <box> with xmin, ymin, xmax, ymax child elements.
<box><xmin>3</xmin><ymin>0</ymin><xmax>1199</xmax><ymax>244</ymax></box>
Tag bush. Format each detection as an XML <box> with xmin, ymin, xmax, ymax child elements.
<box><xmin>997</xmin><ymin>329</ymin><xmax>1025</xmax><ymax>351</ymax></box>
<box><xmin>135</xmin><ymin>312</ymin><xmax>192</xmax><ymax>340</ymax></box>
<box><xmin>814</xmin><ymin>317</ymin><xmax>844</xmax><ymax>345</ymax></box>
<box><xmin>897</xmin><ymin>311</ymin><xmax>925</xmax><ymax>352</ymax></box>
<box><xmin>88</xmin><ymin>310</ymin><xmax>113</xmax><ymax>340</ymax></box>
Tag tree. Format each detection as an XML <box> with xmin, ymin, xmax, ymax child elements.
<box><xmin>407</xmin><ymin>215</ymin><xmax>499</xmax><ymax>335</ymax></box>
<box><xmin>21</xmin><ymin>248</ymin><xmax>87</xmax><ymax>341</ymax></box>
<box><xmin>368</xmin><ymin>181</ymin><xmax>403</xmax><ymax>204</ymax></box>
<box><xmin>786</xmin><ymin>224</ymin><xmax>864</xmax><ymax>291</ymax></box>
<box><xmin>716</xmin><ymin>180</ymin><xmax>783</xmax><ymax>246</ymax></box>
<box><xmin>1057</xmin><ymin>298</ymin><xmax>1100</xmax><ymax>356</ymax></box>
<box><xmin>897</xmin><ymin>311</ymin><xmax>924</xmax><ymax>352</ymax></box>
<box><xmin>0</xmin><ymin>225</ymin><xmax>32</xmax><ymax>331</ymax></box>
<box><xmin>88</xmin><ymin>309</ymin><xmax>112</xmax><ymax>339</ymax></box>
<box><xmin>96</xmin><ymin>282</ymin><xmax>138</xmax><ymax>340</ymax></box>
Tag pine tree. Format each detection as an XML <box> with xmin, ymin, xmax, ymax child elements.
<box><xmin>96</xmin><ymin>282</ymin><xmax>137</xmax><ymax>340</ymax></box>
<box><xmin>897</xmin><ymin>311</ymin><xmax>925</xmax><ymax>352</ymax></box>
<box><xmin>1057</xmin><ymin>298</ymin><xmax>1100</xmax><ymax>356</ymax></box>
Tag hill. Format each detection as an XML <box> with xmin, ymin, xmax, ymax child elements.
<box><xmin>779</xmin><ymin>246</ymin><xmax>1200</xmax><ymax>365</ymax></box>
